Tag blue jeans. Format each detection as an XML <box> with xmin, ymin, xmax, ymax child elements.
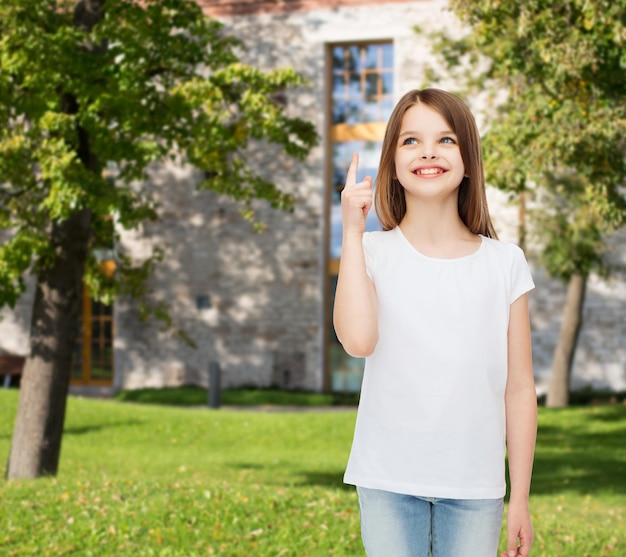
<box><xmin>357</xmin><ymin>487</ymin><xmax>504</xmax><ymax>557</ymax></box>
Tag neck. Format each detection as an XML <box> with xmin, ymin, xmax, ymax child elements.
<box><xmin>399</xmin><ymin>196</ymin><xmax>479</xmax><ymax>258</ymax></box>
<box><xmin>401</xmin><ymin>195</ymin><xmax>468</xmax><ymax>237</ymax></box>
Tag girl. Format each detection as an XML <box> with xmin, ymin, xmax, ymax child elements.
<box><xmin>334</xmin><ymin>89</ymin><xmax>536</xmax><ymax>557</ymax></box>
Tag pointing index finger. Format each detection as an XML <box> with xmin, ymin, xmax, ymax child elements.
<box><xmin>346</xmin><ymin>152</ymin><xmax>359</xmax><ymax>186</ymax></box>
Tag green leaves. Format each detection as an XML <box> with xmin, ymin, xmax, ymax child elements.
<box><xmin>0</xmin><ymin>230</ymin><xmax>48</xmax><ymax>307</ymax></box>
<box><xmin>0</xmin><ymin>0</ymin><xmax>317</xmax><ymax>328</ymax></box>
<box><xmin>436</xmin><ymin>0</ymin><xmax>626</xmax><ymax>281</ymax></box>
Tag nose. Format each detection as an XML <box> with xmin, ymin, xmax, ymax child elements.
<box><xmin>420</xmin><ymin>144</ymin><xmax>437</xmax><ymax>159</ymax></box>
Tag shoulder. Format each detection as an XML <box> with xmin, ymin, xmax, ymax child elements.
<box><xmin>363</xmin><ymin>228</ymin><xmax>400</xmax><ymax>249</ymax></box>
<box><xmin>362</xmin><ymin>229</ymin><xmax>400</xmax><ymax>274</ymax></box>
<box><xmin>363</xmin><ymin>227</ymin><xmax>402</xmax><ymax>250</ymax></box>
<box><xmin>363</xmin><ymin>228</ymin><xmax>398</xmax><ymax>242</ymax></box>
<box><xmin>480</xmin><ymin>236</ymin><xmax>535</xmax><ymax>298</ymax></box>
<box><xmin>480</xmin><ymin>235</ymin><xmax>527</xmax><ymax>262</ymax></box>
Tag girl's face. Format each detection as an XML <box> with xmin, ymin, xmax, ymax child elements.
<box><xmin>394</xmin><ymin>103</ymin><xmax>466</xmax><ymax>203</ymax></box>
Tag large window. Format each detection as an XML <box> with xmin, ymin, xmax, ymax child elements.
<box><xmin>326</xmin><ymin>42</ymin><xmax>394</xmax><ymax>392</ymax></box>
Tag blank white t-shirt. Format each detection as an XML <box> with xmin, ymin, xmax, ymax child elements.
<box><xmin>343</xmin><ymin>227</ymin><xmax>535</xmax><ymax>499</ymax></box>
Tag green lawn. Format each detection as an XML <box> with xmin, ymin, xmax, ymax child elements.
<box><xmin>0</xmin><ymin>390</ymin><xmax>624</xmax><ymax>556</ymax></box>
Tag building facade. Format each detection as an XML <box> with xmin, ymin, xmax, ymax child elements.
<box><xmin>1</xmin><ymin>0</ymin><xmax>624</xmax><ymax>395</ymax></box>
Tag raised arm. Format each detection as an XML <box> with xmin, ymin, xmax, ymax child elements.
<box><xmin>333</xmin><ymin>153</ymin><xmax>378</xmax><ymax>357</ymax></box>
<box><xmin>502</xmin><ymin>292</ymin><xmax>537</xmax><ymax>557</ymax></box>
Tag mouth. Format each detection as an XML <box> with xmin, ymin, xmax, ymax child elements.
<box><xmin>412</xmin><ymin>167</ymin><xmax>447</xmax><ymax>176</ymax></box>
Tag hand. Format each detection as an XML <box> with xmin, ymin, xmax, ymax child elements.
<box><xmin>501</xmin><ymin>501</ymin><xmax>534</xmax><ymax>557</ymax></box>
<box><xmin>341</xmin><ymin>152</ymin><xmax>373</xmax><ymax>236</ymax></box>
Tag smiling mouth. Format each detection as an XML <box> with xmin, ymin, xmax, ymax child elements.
<box><xmin>413</xmin><ymin>167</ymin><xmax>446</xmax><ymax>176</ymax></box>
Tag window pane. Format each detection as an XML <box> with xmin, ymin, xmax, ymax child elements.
<box><xmin>364</xmin><ymin>45</ymin><xmax>379</xmax><ymax>69</ymax></box>
<box><xmin>332</xmin><ymin>74</ymin><xmax>345</xmax><ymax>94</ymax></box>
<box><xmin>382</xmin><ymin>72</ymin><xmax>393</xmax><ymax>96</ymax></box>
<box><xmin>381</xmin><ymin>44</ymin><xmax>393</xmax><ymax>68</ymax></box>
<box><xmin>332</xmin><ymin>101</ymin><xmax>348</xmax><ymax>124</ymax></box>
<box><xmin>92</xmin><ymin>300</ymin><xmax>103</xmax><ymax>315</ymax></box>
<box><xmin>365</xmin><ymin>73</ymin><xmax>380</xmax><ymax>100</ymax></box>
<box><xmin>348</xmin><ymin>45</ymin><xmax>361</xmax><ymax>71</ymax></box>
<box><xmin>381</xmin><ymin>97</ymin><xmax>395</xmax><ymax>118</ymax></box>
<box><xmin>332</xmin><ymin>47</ymin><xmax>344</xmax><ymax>69</ymax></box>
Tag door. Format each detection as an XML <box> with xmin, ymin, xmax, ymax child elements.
<box><xmin>71</xmin><ymin>285</ymin><xmax>114</xmax><ymax>386</ymax></box>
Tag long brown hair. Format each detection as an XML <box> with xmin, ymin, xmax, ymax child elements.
<box><xmin>374</xmin><ymin>88</ymin><xmax>497</xmax><ymax>238</ymax></box>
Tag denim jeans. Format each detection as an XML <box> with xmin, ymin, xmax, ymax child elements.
<box><xmin>357</xmin><ymin>486</ymin><xmax>504</xmax><ymax>557</ymax></box>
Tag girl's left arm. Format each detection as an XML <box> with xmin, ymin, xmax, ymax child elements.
<box><xmin>502</xmin><ymin>292</ymin><xmax>537</xmax><ymax>557</ymax></box>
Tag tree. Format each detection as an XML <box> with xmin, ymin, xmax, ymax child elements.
<box><xmin>1</xmin><ymin>0</ymin><xmax>317</xmax><ymax>479</ymax></box>
<box><xmin>426</xmin><ymin>0</ymin><xmax>626</xmax><ymax>406</ymax></box>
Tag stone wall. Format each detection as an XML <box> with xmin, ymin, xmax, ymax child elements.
<box><xmin>116</xmin><ymin>154</ymin><xmax>326</xmax><ymax>391</ymax></box>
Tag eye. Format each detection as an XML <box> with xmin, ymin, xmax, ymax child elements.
<box><xmin>402</xmin><ymin>137</ymin><xmax>418</xmax><ymax>145</ymax></box>
<box><xmin>440</xmin><ymin>136</ymin><xmax>457</xmax><ymax>144</ymax></box>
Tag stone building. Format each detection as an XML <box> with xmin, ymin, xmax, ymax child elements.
<box><xmin>1</xmin><ymin>0</ymin><xmax>624</xmax><ymax>395</ymax></box>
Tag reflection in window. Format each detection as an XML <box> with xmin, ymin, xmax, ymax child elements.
<box><xmin>329</xmin><ymin>42</ymin><xmax>394</xmax><ymax>259</ymax></box>
<box><xmin>327</xmin><ymin>42</ymin><xmax>394</xmax><ymax>392</ymax></box>
<box><xmin>332</xmin><ymin>43</ymin><xmax>394</xmax><ymax>125</ymax></box>
<box><xmin>330</xmin><ymin>140</ymin><xmax>383</xmax><ymax>259</ymax></box>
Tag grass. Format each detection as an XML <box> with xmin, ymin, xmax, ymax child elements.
<box><xmin>0</xmin><ymin>390</ymin><xmax>625</xmax><ymax>556</ymax></box>
<box><xmin>116</xmin><ymin>385</ymin><xmax>626</xmax><ymax>409</ymax></box>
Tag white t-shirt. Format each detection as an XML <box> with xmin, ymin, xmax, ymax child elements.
<box><xmin>343</xmin><ymin>227</ymin><xmax>535</xmax><ymax>499</ymax></box>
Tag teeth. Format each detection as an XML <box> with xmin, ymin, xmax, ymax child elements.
<box><xmin>415</xmin><ymin>168</ymin><xmax>443</xmax><ymax>175</ymax></box>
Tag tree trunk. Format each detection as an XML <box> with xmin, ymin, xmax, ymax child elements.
<box><xmin>546</xmin><ymin>272</ymin><xmax>587</xmax><ymax>408</ymax></box>
<box><xmin>6</xmin><ymin>210</ymin><xmax>92</xmax><ymax>479</ymax></box>
<box><xmin>5</xmin><ymin>0</ymin><xmax>106</xmax><ymax>481</ymax></box>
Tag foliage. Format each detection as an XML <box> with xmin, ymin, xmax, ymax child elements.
<box><xmin>0</xmin><ymin>391</ymin><xmax>625</xmax><ymax>555</ymax></box>
<box><xmin>425</xmin><ymin>0</ymin><xmax>626</xmax><ymax>280</ymax></box>
<box><xmin>114</xmin><ymin>385</ymin><xmax>361</xmax><ymax>407</ymax></box>
<box><xmin>0</xmin><ymin>0</ymin><xmax>318</xmax><ymax>327</ymax></box>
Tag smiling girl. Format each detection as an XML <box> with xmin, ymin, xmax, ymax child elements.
<box><xmin>334</xmin><ymin>89</ymin><xmax>537</xmax><ymax>557</ymax></box>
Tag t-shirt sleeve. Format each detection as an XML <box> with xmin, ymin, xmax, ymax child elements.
<box><xmin>362</xmin><ymin>232</ymin><xmax>376</xmax><ymax>281</ymax></box>
<box><xmin>509</xmin><ymin>244</ymin><xmax>535</xmax><ymax>304</ymax></box>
